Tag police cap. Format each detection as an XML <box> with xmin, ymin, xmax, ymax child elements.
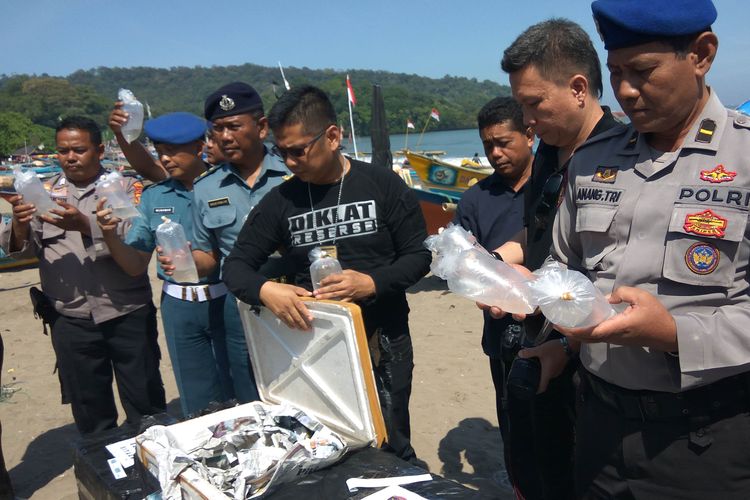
<box><xmin>204</xmin><ymin>82</ymin><xmax>264</xmax><ymax>121</ymax></box>
<box><xmin>591</xmin><ymin>0</ymin><xmax>717</xmax><ymax>50</ymax></box>
<box><xmin>144</xmin><ymin>112</ymin><xmax>208</xmax><ymax>144</ymax></box>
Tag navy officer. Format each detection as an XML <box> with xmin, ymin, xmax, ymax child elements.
<box><xmin>97</xmin><ymin>112</ymin><xmax>232</xmax><ymax>417</ymax></box>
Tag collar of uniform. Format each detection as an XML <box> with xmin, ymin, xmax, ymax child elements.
<box><xmin>679</xmin><ymin>89</ymin><xmax>726</xmax><ymax>154</ymax></box>
<box><xmin>221</xmin><ymin>146</ymin><xmax>289</xmax><ymax>187</ymax></box>
<box><xmin>65</xmin><ymin>167</ymin><xmax>107</xmax><ymax>198</ymax></box>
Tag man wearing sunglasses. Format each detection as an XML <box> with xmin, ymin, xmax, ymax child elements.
<box><xmin>189</xmin><ymin>82</ymin><xmax>290</xmax><ymax>403</ymax></box>
<box><xmin>484</xmin><ymin>19</ymin><xmax>622</xmax><ymax>500</ymax></box>
<box><xmin>223</xmin><ymin>85</ymin><xmax>431</xmax><ymax>462</ymax></box>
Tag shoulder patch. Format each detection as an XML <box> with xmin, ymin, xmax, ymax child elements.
<box><xmin>193</xmin><ymin>163</ymin><xmax>222</xmax><ymax>184</ymax></box>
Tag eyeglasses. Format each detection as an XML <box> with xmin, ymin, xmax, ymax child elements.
<box><xmin>271</xmin><ymin>128</ymin><xmax>328</xmax><ymax>160</ymax></box>
<box><xmin>534</xmin><ymin>173</ymin><xmax>564</xmax><ymax>230</ymax></box>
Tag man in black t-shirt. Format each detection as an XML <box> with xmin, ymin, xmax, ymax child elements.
<box><xmin>223</xmin><ymin>85</ymin><xmax>431</xmax><ymax>462</ymax></box>
<box><xmin>484</xmin><ymin>19</ymin><xmax>622</xmax><ymax>500</ymax></box>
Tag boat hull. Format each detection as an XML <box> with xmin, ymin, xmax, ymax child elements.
<box><xmin>406</xmin><ymin>152</ymin><xmax>492</xmax><ymax>193</ymax></box>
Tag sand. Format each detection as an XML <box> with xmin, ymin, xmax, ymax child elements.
<box><xmin>0</xmin><ymin>263</ymin><xmax>512</xmax><ymax>499</ymax></box>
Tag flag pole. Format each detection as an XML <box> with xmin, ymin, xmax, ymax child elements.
<box><xmin>346</xmin><ymin>75</ymin><xmax>359</xmax><ymax>159</ymax></box>
<box><xmin>416</xmin><ymin>112</ymin><xmax>431</xmax><ymax>149</ymax></box>
<box><xmin>404</xmin><ymin>123</ymin><xmax>410</xmax><ymax>151</ymax></box>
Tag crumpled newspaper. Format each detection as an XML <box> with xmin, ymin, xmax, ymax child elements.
<box><xmin>137</xmin><ymin>403</ymin><xmax>347</xmax><ymax>499</ymax></box>
<box><xmin>424</xmin><ymin>224</ymin><xmax>535</xmax><ymax>314</ymax></box>
<box><xmin>526</xmin><ymin>261</ymin><xmax>615</xmax><ymax>328</ymax></box>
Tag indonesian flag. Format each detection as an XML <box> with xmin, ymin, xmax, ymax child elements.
<box><xmin>407</xmin><ymin>119</ymin><xmax>415</xmax><ymax>130</ymax></box>
<box><xmin>346</xmin><ymin>75</ymin><xmax>357</xmax><ymax>106</ymax></box>
<box><xmin>430</xmin><ymin>108</ymin><xmax>440</xmax><ymax>121</ymax></box>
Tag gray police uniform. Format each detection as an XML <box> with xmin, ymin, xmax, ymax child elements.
<box><xmin>552</xmin><ymin>91</ymin><xmax>750</xmax><ymax>497</ymax></box>
<box><xmin>191</xmin><ymin>149</ymin><xmax>289</xmax><ymax>402</ymax></box>
<box><xmin>0</xmin><ymin>171</ymin><xmax>165</xmax><ymax>434</ymax></box>
<box><xmin>126</xmin><ymin>176</ymin><xmax>232</xmax><ymax>416</ymax></box>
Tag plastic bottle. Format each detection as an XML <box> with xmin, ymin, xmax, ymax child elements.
<box><xmin>155</xmin><ymin>216</ymin><xmax>199</xmax><ymax>284</ymax></box>
<box><xmin>309</xmin><ymin>247</ymin><xmax>343</xmax><ymax>290</ymax></box>
<box><xmin>118</xmin><ymin>88</ymin><xmax>144</xmax><ymax>144</ymax></box>
<box><xmin>95</xmin><ymin>171</ymin><xmax>140</xmax><ymax>219</ymax></box>
<box><xmin>13</xmin><ymin>165</ymin><xmax>58</xmax><ymax>215</ymax></box>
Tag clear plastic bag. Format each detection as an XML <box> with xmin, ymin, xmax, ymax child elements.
<box><xmin>13</xmin><ymin>164</ymin><xmax>58</xmax><ymax>215</ymax></box>
<box><xmin>95</xmin><ymin>171</ymin><xmax>140</xmax><ymax>220</ymax></box>
<box><xmin>156</xmin><ymin>216</ymin><xmax>199</xmax><ymax>284</ymax></box>
<box><xmin>424</xmin><ymin>224</ymin><xmax>534</xmax><ymax>314</ymax></box>
<box><xmin>526</xmin><ymin>261</ymin><xmax>615</xmax><ymax>328</ymax></box>
<box><xmin>308</xmin><ymin>247</ymin><xmax>342</xmax><ymax>290</ymax></box>
<box><xmin>118</xmin><ymin>88</ymin><xmax>144</xmax><ymax>144</ymax></box>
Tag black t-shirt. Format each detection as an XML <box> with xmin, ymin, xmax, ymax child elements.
<box><xmin>524</xmin><ymin>107</ymin><xmax>623</xmax><ymax>271</ymax></box>
<box><xmin>223</xmin><ymin>158</ymin><xmax>431</xmax><ymax>337</ymax></box>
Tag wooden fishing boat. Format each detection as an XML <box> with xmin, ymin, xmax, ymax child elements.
<box><xmin>405</xmin><ymin>151</ymin><xmax>492</xmax><ymax>194</ymax></box>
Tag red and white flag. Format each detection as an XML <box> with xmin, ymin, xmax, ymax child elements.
<box><xmin>430</xmin><ymin>108</ymin><xmax>440</xmax><ymax>121</ymax></box>
<box><xmin>407</xmin><ymin>119</ymin><xmax>415</xmax><ymax>130</ymax></box>
<box><xmin>346</xmin><ymin>75</ymin><xmax>357</xmax><ymax>106</ymax></box>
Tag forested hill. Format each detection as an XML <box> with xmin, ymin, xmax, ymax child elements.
<box><xmin>1</xmin><ymin>63</ymin><xmax>510</xmax><ymax>135</ymax></box>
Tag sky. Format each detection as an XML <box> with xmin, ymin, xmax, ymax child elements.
<box><xmin>2</xmin><ymin>0</ymin><xmax>749</xmax><ymax>110</ymax></box>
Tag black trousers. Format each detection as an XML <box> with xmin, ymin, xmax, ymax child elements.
<box><xmin>491</xmin><ymin>356</ymin><xmax>577</xmax><ymax>500</ymax></box>
<box><xmin>50</xmin><ymin>304</ymin><xmax>166</xmax><ymax>435</ymax></box>
<box><xmin>371</xmin><ymin>331</ymin><xmax>415</xmax><ymax>462</ymax></box>
<box><xmin>577</xmin><ymin>376</ymin><xmax>750</xmax><ymax>499</ymax></box>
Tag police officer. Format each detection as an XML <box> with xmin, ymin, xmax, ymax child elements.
<box><xmin>191</xmin><ymin>82</ymin><xmax>290</xmax><ymax>402</ymax></box>
<box><xmin>1</xmin><ymin>116</ymin><xmax>166</xmax><ymax>434</ymax></box>
<box><xmin>549</xmin><ymin>1</ymin><xmax>750</xmax><ymax>496</ymax></box>
<box><xmin>97</xmin><ymin>112</ymin><xmax>232</xmax><ymax>417</ymax></box>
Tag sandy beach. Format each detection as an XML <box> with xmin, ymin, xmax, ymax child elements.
<box><xmin>0</xmin><ymin>261</ymin><xmax>512</xmax><ymax>499</ymax></box>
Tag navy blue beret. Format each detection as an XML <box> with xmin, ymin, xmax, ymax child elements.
<box><xmin>144</xmin><ymin>112</ymin><xmax>207</xmax><ymax>144</ymax></box>
<box><xmin>592</xmin><ymin>0</ymin><xmax>717</xmax><ymax>50</ymax></box>
<box><xmin>204</xmin><ymin>82</ymin><xmax>264</xmax><ymax>121</ymax></box>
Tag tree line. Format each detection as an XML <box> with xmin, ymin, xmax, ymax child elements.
<box><xmin>0</xmin><ymin>63</ymin><xmax>510</xmax><ymax>157</ymax></box>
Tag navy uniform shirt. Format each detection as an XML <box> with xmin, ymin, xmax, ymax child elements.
<box><xmin>191</xmin><ymin>148</ymin><xmax>289</xmax><ymax>268</ymax></box>
<box><xmin>125</xmin><ymin>175</ymin><xmax>220</xmax><ymax>284</ymax></box>
<box><xmin>454</xmin><ymin>172</ymin><xmax>526</xmax><ymax>358</ymax></box>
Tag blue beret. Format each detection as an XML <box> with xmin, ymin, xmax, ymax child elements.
<box><xmin>592</xmin><ymin>0</ymin><xmax>717</xmax><ymax>50</ymax></box>
<box><xmin>144</xmin><ymin>112</ymin><xmax>207</xmax><ymax>144</ymax></box>
<box><xmin>204</xmin><ymin>82</ymin><xmax>264</xmax><ymax>121</ymax></box>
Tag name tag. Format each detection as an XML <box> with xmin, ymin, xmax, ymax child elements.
<box><xmin>208</xmin><ymin>197</ymin><xmax>230</xmax><ymax>208</ymax></box>
<box><xmin>153</xmin><ymin>207</ymin><xmax>174</xmax><ymax>214</ymax></box>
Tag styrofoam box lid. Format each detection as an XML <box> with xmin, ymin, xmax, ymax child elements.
<box><xmin>238</xmin><ymin>300</ymin><xmax>387</xmax><ymax>447</ymax></box>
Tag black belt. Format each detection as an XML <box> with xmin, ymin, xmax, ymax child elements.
<box><xmin>582</xmin><ymin>369</ymin><xmax>750</xmax><ymax>422</ymax></box>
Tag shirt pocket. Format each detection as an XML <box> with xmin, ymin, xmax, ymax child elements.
<box><xmin>202</xmin><ymin>204</ymin><xmax>237</xmax><ymax>230</ymax></box>
<box><xmin>662</xmin><ymin>205</ymin><xmax>746</xmax><ymax>288</ymax></box>
<box><xmin>575</xmin><ymin>204</ymin><xmax>618</xmax><ymax>271</ymax></box>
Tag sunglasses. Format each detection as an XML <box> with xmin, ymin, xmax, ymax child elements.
<box><xmin>534</xmin><ymin>173</ymin><xmax>564</xmax><ymax>229</ymax></box>
<box><xmin>271</xmin><ymin>127</ymin><xmax>329</xmax><ymax>160</ymax></box>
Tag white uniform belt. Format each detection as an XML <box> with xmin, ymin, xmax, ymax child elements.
<box><xmin>162</xmin><ymin>282</ymin><xmax>228</xmax><ymax>302</ymax></box>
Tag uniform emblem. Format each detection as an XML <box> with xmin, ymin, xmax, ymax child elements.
<box><xmin>592</xmin><ymin>167</ymin><xmax>618</xmax><ymax>184</ymax></box>
<box><xmin>683</xmin><ymin>209</ymin><xmax>727</xmax><ymax>238</ymax></box>
<box><xmin>694</xmin><ymin>119</ymin><xmax>716</xmax><ymax>143</ymax></box>
<box><xmin>685</xmin><ymin>242</ymin><xmax>720</xmax><ymax>275</ymax></box>
<box><xmin>219</xmin><ymin>94</ymin><xmax>235</xmax><ymax>111</ymax></box>
<box><xmin>208</xmin><ymin>197</ymin><xmax>230</xmax><ymax>208</ymax></box>
<box><xmin>132</xmin><ymin>181</ymin><xmax>144</xmax><ymax>206</ymax></box>
<box><xmin>699</xmin><ymin>164</ymin><xmax>736</xmax><ymax>184</ymax></box>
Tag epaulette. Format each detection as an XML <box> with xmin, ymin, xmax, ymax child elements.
<box><xmin>575</xmin><ymin>123</ymin><xmax>630</xmax><ymax>152</ymax></box>
<box><xmin>193</xmin><ymin>163</ymin><xmax>222</xmax><ymax>184</ymax></box>
<box><xmin>282</xmin><ymin>173</ymin><xmax>295</xmax><ymax>182</ymax></box>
